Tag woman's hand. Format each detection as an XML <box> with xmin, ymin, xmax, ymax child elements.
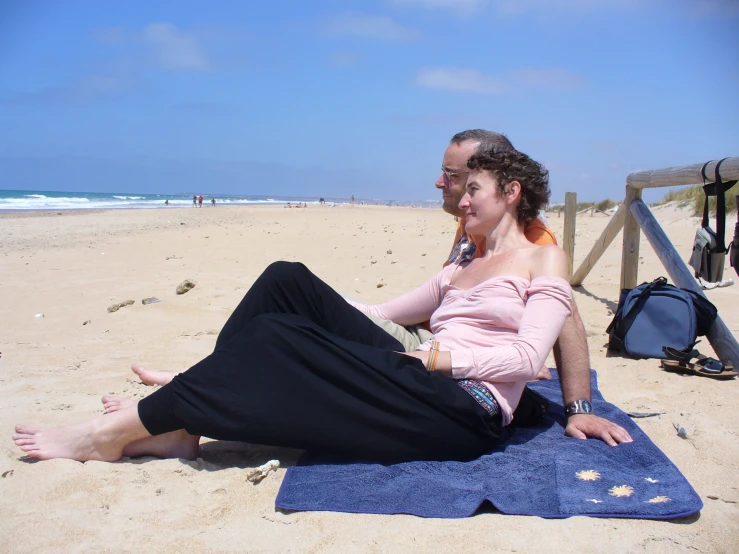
<box><xmin>399</xmin><ymin>350</ymin><xmax>452</xmax><ymax>376</ymax></box>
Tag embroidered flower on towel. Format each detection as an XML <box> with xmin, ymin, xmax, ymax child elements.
<box><xmin>576</xmin><ymin>470</ymin><xmax>601</xmax><ymax>481</ymax></box>
<box><xmin>609</xmin><ymin>485</ymin><xmax>635</xmax><ymax>497</ymax></box>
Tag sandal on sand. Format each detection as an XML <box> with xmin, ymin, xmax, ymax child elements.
<box><xmin>661</xmin><ymin>347</ymin><xmax>737</xmax><ymax>379</ymax></box>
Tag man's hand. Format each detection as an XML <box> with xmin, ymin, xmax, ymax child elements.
<box><xmin>565</xmin><ymin>414</ymin><xmax>633</xmax><ymax>447</ymax></box>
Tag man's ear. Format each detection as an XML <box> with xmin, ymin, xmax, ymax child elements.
<box><xmin>506</xmin><ymin>180</ymin><xmax>522</xmax><ymax>205</ymax></box>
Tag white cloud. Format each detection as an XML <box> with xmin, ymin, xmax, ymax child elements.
<box><xmin>391</xmin><ymin>0</ymin><xmax>739</xmax><ymax>18</ymax></box>
<box><xmin>5</xmin><ymin>69</ymin><xmax>136</xmax><ymax>105</ymax></box>
<box><xmin>9</xmin><ymin>23</ymin><xmax>216</xmax><ymax>105</ymax></box>
<box><xmin>391</xmin><ymin>0</ymin><xmax>643</xmax><ymax>16</ymax></box>
<box><xmin>143</xmin><ymin>23</ymin><xmax>211</xmax><ymax>71</ymax></box>
<box><xmin>491</xmin><ymin>0</ymin><xmax>641</xmax><ymax>16</ymax></box>
<box><xmin>414</xmin><ymin>66</ymin><xmax>586</xmax><ymax>94</ymax></box>
<box><xmin>389</xmin><ymin>0</ymin><xmax>487</xmax><ymax>14</ymax></box>
<box><xmin>509</xmin><ymin>67</ymin><xmax>587</xmax><ymax>89</ymax></box>
<box><xmin>326</xmin><ymin>13</ymin><xmax>421</xmax><ymax>41</ymax></box>
<box><xmin>688</xmin><ymin>0</ymin><xmax>739</xmax><ymax>16</ymax></box>
<box><xmin>92</xmin><ymin>26</ymin><xmax>126</xmax><ymax>44</ymax></box>
<box><xmin>329</xmin><ymin>52</ymin><xmax>361</xmax><ymax>68</ymax></box>
<box><xmin>92</xmin><ymin>23</ymin><xmax>212</xmax><ymax>72</ymax></box>
<box><xmin>414</xmin><ymin>67</ymin><xmax>508</xmax><ymax>94</ymax></box>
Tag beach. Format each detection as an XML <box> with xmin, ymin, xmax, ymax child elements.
<box><xmin>1</xmin><ymin>203</ymin><xmax>737</xmax><ymax>553</ymax></box>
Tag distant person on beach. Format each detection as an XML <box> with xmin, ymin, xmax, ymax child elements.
<box><xmin>14</xmin><ymin>149</ymin><xmax>579</xmax><ymax>464</ymax></box>
<box><xmin>198</xmin><ymin>195</ymin><xmax>203</xmax><ymax>208</ymax></box>
<box><xmin>165</xmin><ymin>199</ymin><xmax>169</xmax><ymax>206</ymax></box>
<box><xmin>211</xmin><ymin>198</ymin><xmax>216</xmax><ymax>207</ymax></box>
<box><xmin>351</xmin><ymin>195</ymin><xmax>355</xmax><ymax>206</ymax></box>
<box><xmin>193</xmin><ymin>195</ymin><xmax>197</xmax><ymax>207</ymax></box>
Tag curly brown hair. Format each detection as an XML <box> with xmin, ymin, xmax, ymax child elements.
<box><xmin>466</xmin><ymin>149</ymin><xmax>550</xmax><ymax>226</ymax></box>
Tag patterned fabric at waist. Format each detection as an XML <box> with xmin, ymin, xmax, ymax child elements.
<box><xmin>457</xmin><ymin>379</ymin><xmax>500</xmax><ymax>417</ymax></box>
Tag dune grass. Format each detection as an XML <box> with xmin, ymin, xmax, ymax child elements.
<box><xmin>548</xmin><ymin>183</ymin><xmax>738</xmax><ymax>219</ymax></box>
<box><xmin>654</xmin><ymin>182</ymin><xmax>739</xmax><ymax>216</ymax></box>
<box><xmin>547</xmin><ymin>199</ymin><xmax>618</xmax><ymax>213</ymax></box>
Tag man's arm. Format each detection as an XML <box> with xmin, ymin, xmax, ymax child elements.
<box><xmin>553</xmin><ymin>299</ymin><xmax>633</xmax><ymax>446</ymax></box>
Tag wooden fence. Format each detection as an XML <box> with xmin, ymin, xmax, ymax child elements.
<box><xmin>566</xmin><ymin>156</ymin><xmax>739</xmax><ymax>366</ymax></box>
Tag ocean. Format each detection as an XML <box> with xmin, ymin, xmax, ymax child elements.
<box><xmin>0</xmin><ymin>190</ymin><xmax>329</xmax><ymax>212</ymax></box>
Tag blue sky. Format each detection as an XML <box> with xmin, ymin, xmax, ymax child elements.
<box><xmin>1</xmin><ymin>0</ymin><xmax>737</xmax><ymax>202</ymax></box>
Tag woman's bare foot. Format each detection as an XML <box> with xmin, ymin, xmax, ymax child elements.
<box><xmin>12</xmin><ymin>407</ymin><xmax>148</xmax><ymax>462</ymax></box>
<box><xmin>132</xmin><ymin>364</ymin><xmax>177</xmax><ymax>387</ymax></box>
<box><xmin>122</xmin><ymin>430</ymin><xmax>200</xmax><ymax>460</ymax></box>
<box><xmin>102</xmin><ymin>396</ymin><xmax>137</xmax><ymax>414</ymax></box>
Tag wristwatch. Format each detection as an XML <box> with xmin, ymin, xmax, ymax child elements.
<box><xmin>565</xmin><ymin>399</ymin><xmax>593</xmax><ymax>416</ymax></box>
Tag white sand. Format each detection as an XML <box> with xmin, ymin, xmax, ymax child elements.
<box><xmin>1</xmin><ymin>204</ymin><xmax>737</xmax><ymax>552</ymax></box>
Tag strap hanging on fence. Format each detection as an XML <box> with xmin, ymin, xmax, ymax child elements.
<box><xmin>690</xmin><ymin>158</ymin><xmax>738</xmax><ymax>282</ymax></box>
<box><xmin>701</xmin><ymin>157</ymin><xmax>737</xmax><ymax>254</ymax></box>
<box><xmin>731</xmin><ymin>195</ymin><xmax>739</xmax><ymax>277</ymax></box>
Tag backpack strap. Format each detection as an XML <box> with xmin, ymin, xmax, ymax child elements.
<box><xmin>702</xmin><ymin>158</ymin><xmax>738</xmax><ymax>253</ymax></box>
<box><xmin>713</xmin><ymin>157</ymin><xmax>737</xmax><ymax>253</ymax></box>
<box><xmin>611</xmin><ymin>277</ymin><xmax>667</xmax><ymax>342</ymax></box>
<box><xmin>682</xmin><ymin>289</ymin><xmax>718</xmax><ymax>336</ymax></box>
<box><xmin>701</xmin><ymin>161</ymin><xmax>712</xmax><ymax>229</ymax></box>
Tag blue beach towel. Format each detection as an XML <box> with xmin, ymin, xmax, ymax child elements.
<box><xmin>276</xmin><ymin>370</ymin><xmax>702</xmax><ymax>519</ymax></box>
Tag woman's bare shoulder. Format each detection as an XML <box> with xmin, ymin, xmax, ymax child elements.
<box><xmin>528</xmin><ymin>244</ymin><xmax>569</xmax><ymax>280</ymax></box>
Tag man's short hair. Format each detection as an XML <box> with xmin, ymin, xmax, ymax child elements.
<box><xmin>467</xmin><ymin>149</ymin><xmax>550</xmax><ymax>226</ymax></box>
<box><xmin>450</xmin><ymin>129</ymin><xmax>514</xmax><ymax>154</ymax></box>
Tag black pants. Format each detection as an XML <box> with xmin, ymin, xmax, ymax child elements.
<box><xmin>138</xmin><ymin>262</ymin><xmax>503</xmax><ymax>464</ymax></box>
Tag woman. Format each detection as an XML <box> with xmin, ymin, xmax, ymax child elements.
<box><xmin>13</xmin><ymin>149</ymin><xmax>572</xmax><ymax>465</ymax></box>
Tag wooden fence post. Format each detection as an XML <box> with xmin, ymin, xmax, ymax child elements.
<box><xmin>563</xmin><ymin>192</ymin><xmax>577</xmax><ymax>278</ymax></box>
<box><xmin>620</xmin><ymin>186</ymin><xmax>642</xmax><ymax>290</ymax></box>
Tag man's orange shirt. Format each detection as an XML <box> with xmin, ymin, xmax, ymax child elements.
<box><xmin>449</xmin><ymin>216</ymin><xmax>557</xmax><ymax>262</ymax></box>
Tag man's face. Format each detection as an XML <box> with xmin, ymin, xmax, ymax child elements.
<box><xmin>435</xmin><ymin>140</ymin><xmax>479</xmax><ymax>217</ymax></box>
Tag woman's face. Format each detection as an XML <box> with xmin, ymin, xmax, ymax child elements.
<box><xmin>458</xmin><ymin>169</ymin><xmax>518</xmax><ymax>235</ymax></box>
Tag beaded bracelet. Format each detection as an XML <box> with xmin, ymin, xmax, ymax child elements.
<box><xmin>427</xmin><ymin>340</ymin><xmax>440</xmax><ymax>372</ymax></box>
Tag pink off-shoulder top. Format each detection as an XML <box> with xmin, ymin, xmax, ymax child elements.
<box><xmin>350</xmin><ymin>262</ymin><xmax>573</xmax><ymax>426</ymax></box>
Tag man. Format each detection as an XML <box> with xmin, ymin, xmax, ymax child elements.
<box><xmin>369</xmin><ymin>129</ymin><xmax>631</xmax><ymax>445</ymax></box>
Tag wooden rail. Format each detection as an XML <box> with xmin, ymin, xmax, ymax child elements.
<box><xmin>627</xmin><ymin>157</ymin><xmax>739</xmax><ymax>189</ymax></box>
<box><xmin>569</xmin><ymin>201</ymin><xmax>629</xmax><ymax>287</ymax></box>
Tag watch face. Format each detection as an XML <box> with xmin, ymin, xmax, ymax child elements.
<box><xmin>567</xmin><ymin>400</ymin><xmax>593</xmax><ymax>414</ymax></box>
